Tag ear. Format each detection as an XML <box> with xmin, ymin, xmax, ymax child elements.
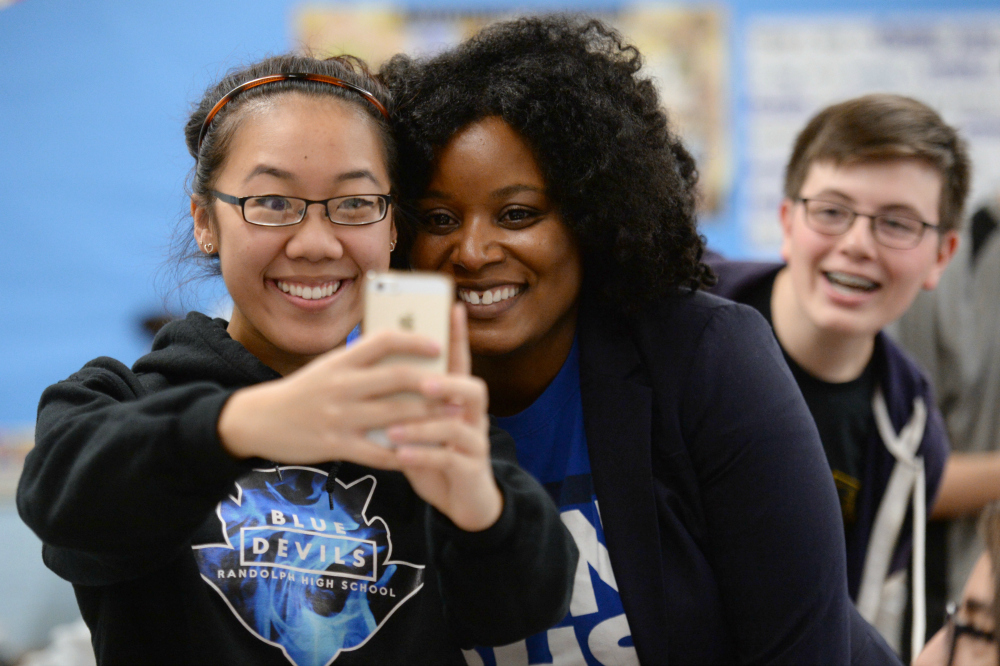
<box><xmin>778</xmin><ymin>198</ymin><xmax>796</xmax><ymax>263</ymax></box>
<box><xmin>922</xmin><ymin>229</ymin><xmax>959</xmax><ymax>290</ymax></box>
<box><xmin>191</xmin><ymin>197</ymin><xmax>217</xmax><ymax>253</ymax></box>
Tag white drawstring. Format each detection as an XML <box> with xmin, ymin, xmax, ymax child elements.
<box><xmin>856</xmin><ymin>388</ymin><xmax>927</xmax><ymax>657</ymax></box>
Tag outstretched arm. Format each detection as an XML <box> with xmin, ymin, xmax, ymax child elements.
<box><xmin>19</xmin><ymin>327</ymin><xmax>484</xmax><ymax>584</ymax></box>
<box><xmin>931</xmin><ymin>450</ymin><xmax>1000</xmax><ymax>519</ymax></box>
<box><xmin>18</xmin><ymin>361</ymin><xmax>247</xmax><ymax>583</ymax></box>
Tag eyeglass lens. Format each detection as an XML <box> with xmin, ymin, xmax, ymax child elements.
<box><xmin>802</xmin><ymin>200</ymin><xmax>928</xmax><ymax>249</ymax></box>
<box><xmin>243</xmin><ymin>195</ymin><xmax>388</xmax><ymax>226</ymax></box>
<box><xmin>946</xmin><ymin>603</ymin><xmax>998</xmax><ymax>666</ymax></box>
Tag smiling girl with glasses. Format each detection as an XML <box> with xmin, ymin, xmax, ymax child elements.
<box><xmin>16</xmin><ymin>53</ymin><xmax>575</xmax><ymax>664</ymax></box>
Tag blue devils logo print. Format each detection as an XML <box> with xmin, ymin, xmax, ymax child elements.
<box><xmin>193</xmin><ymin>466</ymin><xmax>424</xmax><ymax>666</ymax></box>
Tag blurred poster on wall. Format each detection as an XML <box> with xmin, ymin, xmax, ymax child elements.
<box><xmin>294</xmin><ymin>5</ymin><xmax>731</xmax><ymax>215</ymax></box>
<box><xmin>746</xmin><ymin>15</ymin><xmax>1000</xmax><ymax>255</ymax></box>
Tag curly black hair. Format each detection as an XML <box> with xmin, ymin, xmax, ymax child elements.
<box><xmin>381</xmin><ymin>15</ymin><xmax>714</xmax><ymax>309</ymax></box>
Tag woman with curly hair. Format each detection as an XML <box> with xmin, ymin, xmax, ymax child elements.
<box><xmin>383</xmin><ymin>15</ymin><xmax>896</xmax><ymax>664</ymax></box>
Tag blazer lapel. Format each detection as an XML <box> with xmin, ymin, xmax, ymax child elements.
<box><xmin>578</xmin><ymin>300</ymin><xmax>670</xmax><ymax>663</ymax></box>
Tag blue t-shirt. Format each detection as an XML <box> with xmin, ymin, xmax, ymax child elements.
<box><xmin>467</xmin><ymin>340</ymin><xmax>637</xmax><ymax>666</ymax></box>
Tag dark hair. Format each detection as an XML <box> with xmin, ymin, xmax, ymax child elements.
<box><xmin>176</xmin><ymin>53</ymin><xmax>395</xmax><ymax>278</ymax></box>
<box><xmin>382</xmin><ymin>16</ymin><xmax>714</xmax><ymax>311</ymax></box>
<box><xmin>784</xmin><ymin>94</ymin><xmax>971</xmax><ymax>233</ymax></box>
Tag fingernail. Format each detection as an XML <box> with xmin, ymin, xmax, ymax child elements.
<box><xmin>443</xmin><ymin>404</ymin><xmax>463</xmax><ymax>416</ymax></box>
<box><xmin>387</xmin><ymin>426</ymin><xmax>406</xmax><ymax>441</ymax></box>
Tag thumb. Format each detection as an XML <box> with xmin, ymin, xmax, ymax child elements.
<box><xmin>448</xmin><ymin>303</ymin><xmax>471</xmax><ymax>376</ymax></box>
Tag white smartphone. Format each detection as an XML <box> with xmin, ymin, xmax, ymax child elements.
<box><xmin>363</xmin><ymin>270</ymin><xmax>454</xmax><ymax>446</ymax></box>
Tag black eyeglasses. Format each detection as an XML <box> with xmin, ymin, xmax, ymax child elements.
<box><xmin>945</xmin><ymin>601</ymin><xmax>997</xmax><ymax>666</ymax></box>
<box><xmin>797</xmin><ymin>198</ymin><xmax>940</xmax><ymax>250</ymax></box>
<box><xmin>211</xmin><ymin>191</ymin><xmax>392</xmax><ymax>227</ymax></box>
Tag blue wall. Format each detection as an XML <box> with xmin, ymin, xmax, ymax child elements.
<box><xmin>3</xmin><ymin>0</ymin><xmax>999</xmax><ymax>426</ymax></box>
<box><xmin>0</xmin><ymin>0</ymin><xmax>296</xmax><ymax>425</ymax></box>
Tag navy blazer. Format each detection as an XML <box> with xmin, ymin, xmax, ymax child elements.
<box><xmin>575</xmin><ymin>289</ymin><xmax>898</xmax><ymax>664</ymax></box>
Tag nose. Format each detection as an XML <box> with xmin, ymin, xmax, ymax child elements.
<box><xmin>451</xmin><ymin>216</ymin><xmax>504</xmax><ymax>273</ymax></box>
<box><xmin>837</xmin><ymin>213</ymin><xmax>879</xmax><ymax>259</ymax></box>
<box><xmin>284</xmin><ymin>203</ymin><xmax>344</xmax><ymax>262</ymax></box>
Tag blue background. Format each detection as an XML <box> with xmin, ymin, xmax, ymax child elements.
<box><xmin>1</xmin><ymin>0</ymin><xmax>999</xmax><ymax>655</ymax></box>
<box><xmin>2</xmin><ymin>0</ymin><xmax>1000</xmax><ymax>428</ymax></box>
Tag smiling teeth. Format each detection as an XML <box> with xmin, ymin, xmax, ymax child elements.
<box><xmin>458</xmin><ymin>286</ymin><xmax>521</xmax><ymax>305</ymax></box>
<box><xmin>826</xmin><ymin>272</ymin><xmax>878</xmax><ymax>291</ymax></box>
<box><xmin>277</xmin><ymin>280</ymin><xmax>342</xmax><ymax>300</ymax></box>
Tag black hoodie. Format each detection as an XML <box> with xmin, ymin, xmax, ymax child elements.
<box><xmin>18</xmin><ymin>312</ymin><xmax>576</xmax><ymax>665</ymax></box>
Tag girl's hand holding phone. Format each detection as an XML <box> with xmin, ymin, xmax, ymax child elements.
<box><xmin>361</xmin><ymin>271</ymin><xmax>502</xmax><ymax>531</ymax></box>
<box><xmin>216</xmin><ymin>329</ymin><xmax>448</xmax><ymax>470</ymax></box>
<box><xmin>387</xmin><ymin>303</ymin><xmax>503</xmax><ymax>532</ymax></box>
<box><xmin>217</xmin><ymin>271</ymin><xmax>502</xmax><ymax>532</ymax></box>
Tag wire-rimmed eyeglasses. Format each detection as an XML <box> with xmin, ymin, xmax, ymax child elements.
<box><xmin>797</xmin><ymin>198</ymin><xmax>940</xmax><ymax>250</ymax></box>
<box><xmin>944</xmin><ymin>601</ymin><xmax>997</xmax><ymax>666</ymax></box>
<box><xmin>211</xmin><ymin>191</ymin><xmax>392</xmax><ymax>227</ymax></box>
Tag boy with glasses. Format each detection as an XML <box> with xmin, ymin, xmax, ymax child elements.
<box><xmin>710</xmin><ymin>93</ymin><xmax>968</xmax><ymax>656</ymax></box>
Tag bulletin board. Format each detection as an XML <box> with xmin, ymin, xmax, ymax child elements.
<box><xmin>3</xmin><ymin>2</ymin><xmax>1000</xmax><ymax>430</ymax></box>
<box><xmin>294</xmin><ymin>5</ymin><xmax>732</xmax><ymax>214</ymax></box>
<box><xmin>743</xmin><ymin>15</ymin><xmax>1000</xmax><ymax>254</ymax></box>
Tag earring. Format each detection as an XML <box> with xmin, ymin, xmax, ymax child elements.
<box><xmin>204</xmin><ymin>243</ymin><xmax>214</xmax><ymax>253</ymax></box>
<box><xmin>389</xmin><ymin>239</ymin><xmax>397</xmax><ymax>252</ymax></box>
